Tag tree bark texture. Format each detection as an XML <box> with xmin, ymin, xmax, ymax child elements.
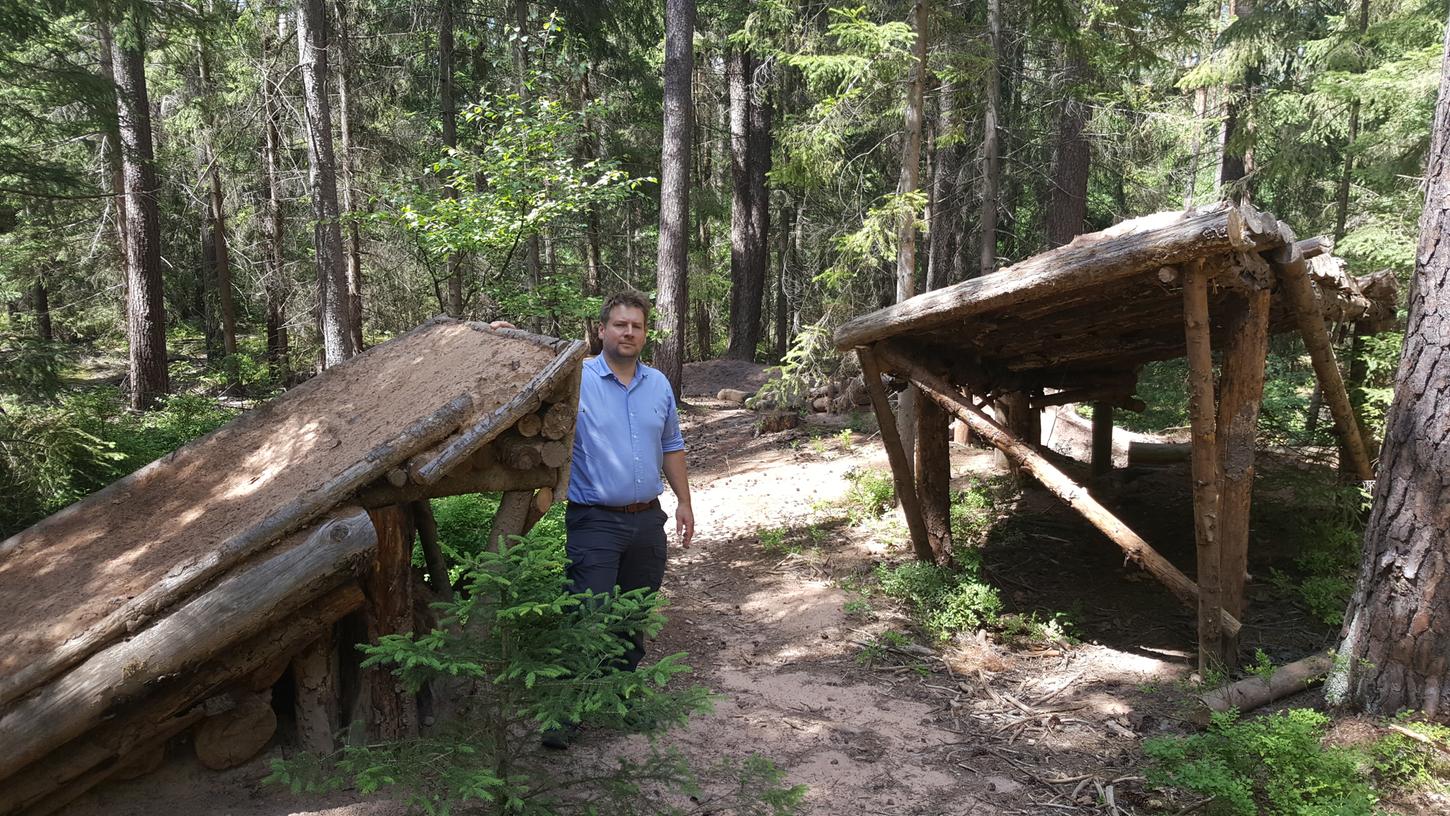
<box><xmin>1046</xmin><ymin>48</ymin><xmax>1090</xmax><ymax>249</ymax></box>
<box><xmin>979</xmin><ymin>0</ymin><xmax>1002</xmax><ymax>276</ymax></box>
<box><xmin>197</xmin><ymin>41</ymin><xmax>237</xmax><ymax>358</ymax></box>
<box><xmin>261</xmin><ymin>21</ymin><xmax>290</xmax><ymax>378</ymax></box>
<box><xmin>109</xmin><ymin>1</ymin><xmax>169</xmax><ymax>410</ymax></box>
<box><xmin>1331</xmin><ymin>15</ymin><xmax>1450</xmax><ymax>716</ymax></box>
<box><xmin>652</xmin><ymin>0</ymin><xmax>694</xmax><ymax>397</ymax></box>
<box><xmin>297</xmin><ymin>0</ymin><xmax>355</xmax><ymax>368</ymax></box>
<box><xmin>927</xmin><ymin>79</ymin><xmax>960</xmax><ymax>290</ymax></box>
<box><xmin>438</xmin><ymin>0</ymin><xmax>463</xmax><ymax>318</ymax></box>
<box><xmin>362</xmin><ymin>505</ymin><xmax>418</xmax><ymax>741</ymax></box>
<box><xmin>1183</xmin><ymin>261</ymin><xmax>1227</xmax><ymax>672</ymax></box>
<box><xmin>727</xmin><ymin>49</ymin><xmax>770</xmax><ymax>361</ymax></box>
<box><xmin>332</xmin><ymin>0</ymin><xmax>365</xmax><ymax>348</ymax></box>
<box><xmin>32</xmin><ymin>279</ymin><xmax>52</xmax><ymax>342</ymax></box>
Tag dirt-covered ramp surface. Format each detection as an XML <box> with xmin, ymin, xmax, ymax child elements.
<box><xmin>0</xmin><ymin>321</ymin><xmax>557</xmax><ymax>680</ymax></box>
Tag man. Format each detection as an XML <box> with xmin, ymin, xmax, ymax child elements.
<box><xmin>544</xmin><ymin>291</ymin><xmax>694</xmax><ymax>749</ymax></box>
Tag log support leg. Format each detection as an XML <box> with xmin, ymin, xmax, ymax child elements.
<box><xmin>291</xmin><ymin>631</ymin><xmax>339</xmax><ymax>754</ymax></box>
<box><xmin>1215</xmin><ymin>289</ymin><xmax>1272</xmax><ymax>665</ymax></box>
<box><xmin>857</xmin><ymin>346</ymin><xmax>936</xmax><ymax>563</ymax></box>
<box><xmin>1000</xmin><ymin>391</ymin><xmax>1040</xmax><ymax>485</ymax></box>
<box><xmin>874</xmin><ymin>342</ymin><xmax>1242</xmax><ymax>637</ymax></box>
<box><xmin>1274</xmin><ymin>247</ymin><xmax>1375</xmax><ymax>480</ymax></box>
<box><xmin>363</xmin><ymin>505</ymin><xmax>418</xmax><ymax>742</ymax></box>
<box><xmin>914</xmin><ymin>391</ymin><xmax>953</xmax><ymax>563</ymax></box>
<box><xmin>411</xmin><ymin>499</ymin><xmax>452</xmax><ymax>599</ymax></box>
<box><xmin>1091</xmin><ymin>402</ymin><xmax>1114</xmax><ymax>479</ymax></box>
<box><xmin>1183</xmin><ymin>262</ymin><xmax>1227</xmax><ymax>674</ymax></box>
<box><xmin>488</xmin><ymin>491</ymin><xmax>534</xmax><ymax>552</ymax></box>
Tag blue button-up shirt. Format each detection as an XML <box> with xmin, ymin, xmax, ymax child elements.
<box><xmin>566</xmin><ymin>355</ymin><xmax>685</xmax><ymax>506</ymax></box>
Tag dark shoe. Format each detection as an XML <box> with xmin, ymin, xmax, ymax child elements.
<box><xmin>540</xmin><ymin>721</ymin><xmax>579</xmax><ymax>750</ymax></box>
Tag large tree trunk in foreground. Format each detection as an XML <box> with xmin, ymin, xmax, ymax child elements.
<box><xmin>333</xmin><ymin>0</ymin><xmax>365</xmax><ymax>348</ymax></box>
<box><xmin>652</xmin><ymin>0</ymin><xmax>694</xmax><ymax>398</ymax></box>
<box><xmin>1329</xmin><ymin>16</ymin><xmax>1450</xmax><ymax>716</ymax></box>
<box><xmin>109</xmin><ymin>2</ymin><xmax>169</xmax><ymax>410</ymax></box>
<box><xmin>298</xmin><ymin>0</ymin><xmax>355</xmax><ymax>368</ymax></box>
<box><xmin>979</xmin><ymin>0</ymin><xmax>1002</xmax><ymax>276</ymax></box>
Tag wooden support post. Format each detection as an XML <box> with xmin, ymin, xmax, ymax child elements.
<box><xmin>363</xmin><ymin>505</ymin><xmax>418</xmax><ymax>742</ymax></box>
<box><xmin>290</xmin><ymin>631</ymin><xmax>339</xmax><ymax>754</ymax></box>
<box><xmin>487</xmin><ymin>491</ymin><xmax>534</xmax><ymax>552</ymax></box>
<box><xmin>856</xmin><ymin>346</ymin><xmax>936</xmax><ymax>563</ymax></box>
<box><xmin>1091</xmin><ymin>402</ymin><xmax>1114</xmax><ymax>479</ymax></box>
<box><xmin>914</xmin><ymin>391</ymin><xmax>953</xmax><ymax>563</ymax></box>
<box><xmin>1183</xmin><ymin>261</ymin><xmax>1227</xmax><ymax>674</ymax></box>
<box><xmin>1273</xmin><ymin>247</ymin><xmax>1374</xmax><ymax>480</ymax></box>
<box><xmin>1215</xmin><ymin>289</ymin><xmax>1272</xmax><ymax>664</ymax></box>
<box><xmin>410</xmin><ymin>499</ymin><xmax>452</xmax><ymax>599</ymax></box>
<box><xmin>873</xmin><ymin>343</ymin><xmax>1242</xmax><ymax>637</ymax></box>
<box><xmin>1000</xmin><ymin>391</ymin><xmax>1039</xmax><ymax>486</ymax></box>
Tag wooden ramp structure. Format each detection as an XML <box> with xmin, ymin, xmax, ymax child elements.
<box><xmin>834</xmin><ymin>202</ymin><xmax>1395</xmax><ymax>674</ymax></box>
<box><xmin>0</xmin><ymin>318</ymin><xmax>586</xmax><ymax>815</ymax></box>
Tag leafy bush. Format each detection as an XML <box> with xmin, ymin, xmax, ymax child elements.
<box><xmin>0</xmin><ymin>388</ymin><xmax>236</xmax><ymax>537</ymax></box>
<box><xmin>1143</xmin><ymin>709</ymin><xmax>1377</xmax><ymax>816</ymax></box>
<box><xmin>271</xmin><ymin>521</ymin><xmax>805</xmax><ymax>815</ymax></box>
<box><xmin>875</xmin><ymin>561</ymin><xmax>1002</xmax><ymax>641</ymax></box>
<box><xmin>1258</xmin><ymin>471</ymin><xmax>1368</xmax><ymax>626</ymax></box>
<box><xmin>844</xmin><ymin>467</ymin><xmax>894</xmax><ymax>522</ymax></box>
<box><xmin>1372</xmin><ymin>717</ymin><xmax>1450</xmax><ymax>791</ymax></box>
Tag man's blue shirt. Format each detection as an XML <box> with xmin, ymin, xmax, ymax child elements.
<box><xmin>567</xmin><ymin>355</ymin><xmax>685</xmax><ymax>506</ymax></box>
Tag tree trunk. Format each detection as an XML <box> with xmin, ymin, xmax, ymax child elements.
<box><xmin>1217</xmin><ymin>0</ymin><xmax>1254</xmax><ymax>203</ymax></box>
<box><xmin>333</xmin><ymin>0</ymin><xmax>365</xmax><ymax>347</ymax></box>
<box><xmin>979</xmin><ymin>0</ymin><xmax>1002</xmax><ymax>276</ymax></box>
<box><xmin>96</xmin><ymin>23</ymin><xmax>130</xmax><ymax>325</ymax></box>
<box><xmin>261</xmin><ymin>21</ymin><xmax>290</xmax><ymax>381</ymax></box>
<box><xmin>197</xmin><ymin>38</ymin><xmax>237</xmax><ymax>358</ymax></box>
<box><xmin>109</xmin><ymin>1</ymin><xmax>169</xmax><ymax>410</ymax></box>
<box><xmin>1046</xmin><ymin>48</ymin><xmax>1090</xmax><ymax>249</ymax></box>
<box><xmin>652</xmin><ymin>0</ymin><xmax>694</xmax><ymax>398</ymax></box>
<box><xmin>297</xmin><ymin>0</ymin><xmax>355</xmax><ymax>368</ymax></box>
<box><xmin>896</xmin><ymin>0</ymin><xmax>929</xmax><ymax>471</ymax></box>
<box><xmin>32</xmin><ymin>278</ymin><xmax>52</xmax><ymax>342</ymax></box>
<box><xmin>1329</xmin><ymin>14</ymin><xmax>1450</xmax><ymax>716</ymax></box>
<box><xmin>439</xmin><ymin>0</ymin><xmax>463</xmax><ymax>318</ymax></box>
<box><xmin>727</xmin><ymin>49</ymin><xmax>770</xmax><ymax>361</ymax></box>
<box><xmin>927</xmin><ymin>79</ymin><xmax>960</xmax><ymax>291</ymax></box>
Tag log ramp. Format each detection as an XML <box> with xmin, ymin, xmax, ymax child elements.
<box><xmin>835</xmin><ymin>202</ymin><xmax>1395</xmax><ymax>681</ymax></box>
<box><xmin>0</xmin><ymin>318</ymin><xmax>585</xmax><ymax>814</ymax></box>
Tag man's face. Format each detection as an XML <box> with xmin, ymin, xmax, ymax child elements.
<box><xmin>599</xmin><ymin>305</ymin><xmax>647</xmax><ymax>360</ymax></box>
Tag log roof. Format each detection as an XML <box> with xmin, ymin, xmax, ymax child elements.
<box><xmin>833</xmin><ymin>203</ymin><xmax>1392</xmax><ymax>403</ymax></box>
<box><xmin>0</xmin><ymin>319</ymin><xmax>584</xmax><ymax>712</ymax></box>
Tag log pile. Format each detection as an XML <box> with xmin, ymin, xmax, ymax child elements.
<box><xmin>0</xmin><ymin>320</ymin><xmax>586</xmax><ymax>813</ymax></box>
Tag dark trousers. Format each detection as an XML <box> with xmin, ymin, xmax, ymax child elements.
<box><xmin>564</xmin><ymin>503</ymin><xmax>669</xmax><ymax>670</ymax></box>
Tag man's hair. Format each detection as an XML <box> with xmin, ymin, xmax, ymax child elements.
<box><xmin>598</xmin><ymin>290</ymin><xmax>652</xmax><ymax>325</ymax></box>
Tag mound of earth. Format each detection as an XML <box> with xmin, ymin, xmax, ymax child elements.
<box><xmin>681</xmin><ymin>359</ymin><xmax>774</xmax><ymax>398</ymax></box>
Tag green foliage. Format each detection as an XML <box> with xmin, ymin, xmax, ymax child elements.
<box><xmin>1258</xmin><ymin>472</ymin><xmax>1368</xmax><ymax>626</ymax></box>
<box><xmin>271</xmin><ymin>523</ymin><xmax>803</xmax><ymax>815</ymax></box>
<box><xmin>1371</xmin><ymin>716</ymin><xmax>1450</xmax><ymax>791</ymax></box>
<box><xmin>949</xmin><ymin>476</ymin><xmax>1015</xmax><ymax>549</ymax></box>
<box><xmin>1246</xmin><ymin>649</ymin><xmax>1277</xmax><ymax>681</ymax></box>
<box><xmin>875</xmin><ymin>561</ymin><xmax>1002</xmax><ymax>642</ymax></box>
<box><xmin>842</xmin><ymin>466</ymin><xmax>894</xmax><ymax>523</ymax></box>
<box><xmin>0</xmin><ymin>388</ymin><xmax>236</xmax><ymax>537</ymax></box>
<box><xmin>0</xmin><ymin>334</ymin><xmax>69</xmax><ymax>401</ymax></box>
<box><xmin>1143</xmin><ymin>709</ymin><xmax>1377</xmax><ymax>816</ymax></box>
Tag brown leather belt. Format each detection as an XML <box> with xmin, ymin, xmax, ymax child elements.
<box><xmin>570</xmin><ymin>498</ymin><xmax>660</xmax><ymax>513</ymax></box>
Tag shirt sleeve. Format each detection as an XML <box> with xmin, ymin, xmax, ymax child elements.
<box><xmin>661</xmin><ymin>393</ymin><xmax>685</xmax><ymax>453</ymax></box>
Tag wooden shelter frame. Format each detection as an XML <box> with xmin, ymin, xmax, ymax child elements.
<box><xmin>834</xmin><ymin>203</ymin><xmax>1389</xmax><ymax>673</ymax></box>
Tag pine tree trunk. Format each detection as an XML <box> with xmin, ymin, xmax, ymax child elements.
<box><xmin>96</xmin><ymin>22</ymin><xmax>130</xmax><ymax>324</ymax></box>
<box><xmin>979</xmin><ymin>0</ymin><xmax>1002</xmax><ymax>276</ymax></box>
<box><xmin>1046</xmin><ymin>48</ymin><xmax>1090</xmax><ymax>249</ymax></box>
<box><xmin>32</xmin><ymin>278</ymin><xmax>52</xmax><ymax>342</ymax></box>
<box><xmin>1330</xmin><ymin>14</ymin><xmax>1450</xmax><ymax>716</ymax></box>
<box><xmin>197</xmin><ymin>37</ymin><xmax>237</xmax><ymax>358</ymax></box>
<box><xmin>727</xmin><ymin>49</ymin><xmax>769</xmax><ymax>361</ymax></box>
<box><xmin>439</xmin><ymin>0</ymin><xmax>463</xmax><ymax>318</ymax></box>
<box><xmin>109</xmin><ymin>1</ymin><xmax>170</xmax><ymax>410</ymax></box>
<box><xmin>1217</xmin><ymin>0</ymin><xmax>1254</xmax><ymax>203</ymax></box>
<box><xmin>652</xmin><ymin>0</ymin><xmax>694</xmax><ymax>398</ymax></box>
<box><xmin>261</xmin><ymin>20</ymin><xmax>290</xmax><ymax>381</ymax></box>
<box><xmin>297</xmin><ymin>0</ymin><xmax>355</xmax><ymax>368</ymax></box>
<box><xmin>926</xmin><ymin>79</ymin><xmax>959</xmax><ymax>291</ymax></box>
<box><xmin>333</xmin><ymin>0</ymin><xmax>365</xmax><ymax>347</ymax></box>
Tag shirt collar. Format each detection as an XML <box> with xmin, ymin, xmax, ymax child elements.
<box><xmin>587</xmin><ymin>355</ymin><xmax>646</xmax><ymax>382</ymax></box>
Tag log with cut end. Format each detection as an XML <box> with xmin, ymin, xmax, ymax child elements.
<box><xmin>540</xmin><ymin>401</ymin><xmax>575</xmax><ymax>440</ymax></box>
<box><xmin>194</xmin><ymin>691</ymin><xmax>277</xmax><ymax>770</ymax></box>
<box><xmin>1194</xmin><ymin>651</ymin><xmax>1335</xmax><ymax>723</ymax></box>
<box><xmin>0</xmin><ymin>508</ymin><xmax>377</xmax><ymax>785</ymax></box>
<box><xmin>514</xmin><ymin>412</ymin><xmax>543</xmax><ymax>438</ymax></box>
<box><xmin>540</xmin><ymin>440</ymin><xmax>569</xmax><ymax>469</ymax></box>
<box><xmin>497</xmin><ymin>433</ymin><xmax>544</xmax><ymax>470</ymax></box>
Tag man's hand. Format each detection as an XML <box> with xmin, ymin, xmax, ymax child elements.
<box><xmin>675</xmin><ymin>503</ymin><xmax>695</xmax><ymax>548</ymax></box>
<box><xmin>489</xmin><ymin>320</ymin><xmax>516</xmax><ymax>330</ymax></box>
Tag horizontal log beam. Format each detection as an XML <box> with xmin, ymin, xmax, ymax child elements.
<box><xmin>835</xmin><ymin>204</ymin><xmax>1277</xmax><ymax>350</ymax></box>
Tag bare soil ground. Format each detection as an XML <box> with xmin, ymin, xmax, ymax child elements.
<box><xmin>58</xmin><ymin>366</ymin><xmax>1434</xmax><ymax>815</ymax></box>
